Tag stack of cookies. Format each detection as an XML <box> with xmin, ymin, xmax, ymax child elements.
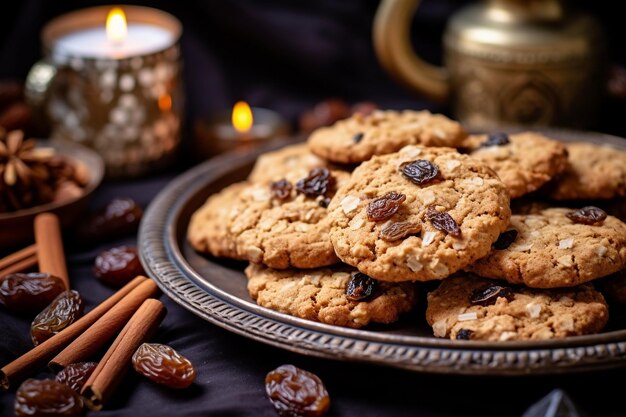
<box><xmin>187</xmin><ymin>109</ymin><xmax>626</xmax><ymax>341</ymax></box>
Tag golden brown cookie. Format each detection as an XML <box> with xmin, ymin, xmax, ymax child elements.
<box><xmin>247</xmin><ymin>143</ymin><xmax>328</xmax><ymax>183</ymax></box>
<box><xmin>245</xmin><ymin>263</ymin><xmax>417</xmax><ymax>328</ymax></box>
<box><xmin>328</xmin><ymin>145</ymin><xmax>511</xmax><ymax>282</ymax></box>
<box><xmin>468</xmin><ymin>207</ymin><xmax>626</xmax><ymax>288</ymax></box>
<box><xmin>426</xmin><ymin>274</ymin><xmax>609</xmax><ymax>341</ymax></box>
<box><xmin>307</xmin><ymin>110</ymin><xmax>466</xmax><ymax>164</ymax></box>
<box><xmin>547</xmin><ymin>142</ymin><xmax>626</xmax><ymax>200</ymax></box>
<box><xmin>187</xmin><ymin>181</ymin><xmax>248</xmax><ymax>259</ymax></box>
<box><xmin>461</xmin><ymin>132</ymin><xmax>568</xmax><ymax>198</ymax></box>
<box><xmin>188</xmin><ymin>165</ymin><xmax>350</xmax><ymax>269</ymax></box>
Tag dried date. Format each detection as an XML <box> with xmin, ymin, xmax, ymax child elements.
<box><xmin>132</xmin><ymin>343</ymin><xmax>196</xmax><ymax>389</ymax></box>
<box><xmin>401</xmin><ymin>160</ymin><xmax>439</xmax><ymax>185</ymax></box>
<box><xmin>426</xmin><ymin>207</ymin><xmax>461</xmax><ymax>237</ymax></box>
<box><xmin>75</xmin><ymin>197</ymin><xmax>143</xmax><ymax>243</ymax></box>
<box><xmin>0</xmin><ymin>273</ymin><xmax>65</xmax><ymax>314</ymax></box>
<box><xmin>492</xmin><ymin>229</ymin><xmax>518</xmax><ymax>250</ymax></box>
<box><xmin>379</xmin><ymin>221</ymin><xmax>421</xmax><ymax>242</ymax></box>
<box><xmin>271</xmin><ymin>179</ymin><xmax>293</xmax><ymax>201</ymax></box>
<box><xmin>566</xmin><ymin>206</ymin><xmax>607</xmax><ymax>225</ymax></box>
<box><xmin>470</xmin><ymin>284</ymin><xmax>512</xmax><ymax>306</ymax></box>
<box><xmin>55</xmin><ymin>362</ymin><xmax>97</xmax><ymax>393</ymax></box>
<box><xmin>31</xmin><ymin>290</ymin><xmax>84</xmax><ymax>346</ymax></box>
<box><xmin>94</xmin><ymin>246</ymin><xmax>146</xmax><ymax>287</ymax></box>
<box><xmin>366</xmin><ymin>192</ymin><xmax>406</xmax><ymax>222</ymax></box>
<box><xmin>346</xmin><ymin>272</ymin><xmax>377</xmax><ymax>301</ymax></box>
<box><xmin>14</xmin><ymin>379</ymin><xmax>82</xmax><ymax>417</ymax></box>
<box><xmin>265</xmin><ymin>364</ymin><xmax>330</xmax><ymax>417</ymax></box>
<box><xmin>296</xmin><ymin>168</ymin><xmax>334</xmax><ymax>197</ymax></box>
<box><xmin>480</xmin><ymin>132</ymin><xmax>510</xmax><ymax>147</ymax></box>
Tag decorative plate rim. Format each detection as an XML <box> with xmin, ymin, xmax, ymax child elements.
<box><xmin>139</xmin><ymin>129</ymin><xmax>626</xmax><ymax>375</ymax></box>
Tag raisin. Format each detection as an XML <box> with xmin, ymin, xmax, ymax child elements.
<box><xmin>132</xmin><ymin>343</ymin><xmax>196</xmax><ymax>389</ymax></box>
<box><xmin>265</xmin><ymin>364</ymin><xmax>330</xmax><ymax>417</ymax></box>
<box><xmin>55</xmin><ymin>362</ymin><xmax>98</xmax><ymax>393</ymax></box>
<box><xmin>352</xmin><ymin>132</ymin><xmax>364</xmax><ymax>143</ymax></box>
<box><xmin>296</xmin><ymin>168</ymin><xmax>334</xmax><ymax>198</ymax></box>
<box><xmin>566</xmin><ymin>206</ymin><xmax>607</xmax><ymax>225</ymax></box>
<box><xmin>94</xmin><ymin>246</ymin><xmax>146</xmax><ymax>287</ymax></box>
<box><xmin>14</xmin><ymin>379</ymin><xmax>82</xmax><ymax>417</ymax></box>
<box><xmin>401</xmin><ymin>160</ymin><xmax>439</xmax><ymax>185</ymax></box>
<box><xmin>366</xmin><ymin>192</ymin><xmax>406</xmax><ymax>222</ymax></box>
<box><xmin>470</xmin><ymin>284</ymin><xmax>512</xmax><ymax>306</ymax></box>
<box><xmin>271</xmin><ymin>179</ymin><xmax>293</xmax><ymax>201</ymax></box>
<box><xmin>31</xmin><ymin>290</ymin><xmax>84</xmax><ymax>346</ymax></box>
<box><xmin>379</xmin><ymin>221</ymin><xmax>421</xmax><ymax>242</ymax></box>
<box><xmin>492</xmin><ymin>229</ymin><xmax>518</xmax><ymax>250</ymax></box>
<box><xmin>75</xmin><ymin>197</ymin><xmax>143</xmax><ymax>243</ymax></box>
<box><xmin>0</xmin><ymin>273</ymin><xmax>65</xmax><ymax>314</ymax></box>
<box><xmin>456</xmin><ymin>329</ymin><xmax>473</xmax><ymax>340</ymax></box>
<box><xmin>480</xmin><ymin>132</ymin><xmax>510</xmax><ymax>147</ymax></box>
<box><xmin>426</xmin><ymin>207</ymin><xmax>461</xmax><ymax>237</ymax></box>
<box><xmin>318</xmin><ymin>197</ymin><xmax>331</xmax><ymax>208</ymax></box>
<box><xmin>346</xmin><ymin>272</ymin><xmax>377</xmax><ymax>301</ymax></box>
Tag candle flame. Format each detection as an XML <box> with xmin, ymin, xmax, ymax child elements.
<box><xmin>232</xmin><ymin>101</ymin><xmax>253</xmax><ymax>133</ymax></box>
<box><xmin>158</xmin><ymin>94</ymin><xmax>172</xmax><ymax>111</ymax></box>
<box><xmin>106</xmin><ymin>7</ymin><xmax>128</xmax><ymax>44</ymax></box>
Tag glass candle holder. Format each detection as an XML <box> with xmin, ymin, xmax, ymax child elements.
<box><xmin>26</xmin><ymin>5</ymin><xmax>183</xmax><ymax>178</ymax></box>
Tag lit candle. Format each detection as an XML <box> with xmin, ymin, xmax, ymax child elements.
<box><xmin>52</xmin><ymin>7</ymin><xmax>174</xmax><ymax>59</ymax></box>
<box><xmin>194</xmin><ymin>101</ymin><xmax>290</xmax><ymax>157</ymax></box>
<box><xmin>31</xmin><ymin>5</ymin><xmax>183</xmax><ymax>178</ymax></box>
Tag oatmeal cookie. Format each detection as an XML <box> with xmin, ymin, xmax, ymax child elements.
<box><xmin>426</xmin><ymin>274</ymin><xmax>608</xmax><ymax>341</ymax></box>
<box><xmin>546</xmin><ymin>142</ymin><xmax>626</xmax><ymax>200</ymax></box>
<box><xmin>461</xmin><ymin>132</ymin><xmax>567</xmax><ymax>198</ymax></box>
<box><xmin>468</xmin><ymin>207</ymin><xmax>626</xmax><ymax>288</ymax></box>
<box><xmin>307</xmin><ymin>110</ymin><xmax>466</xmax><ymax>164</ymax></box>
<box><xmin>328</xmin><ymin>145</ymin><xmax>511</xmax><ymax>282</ymax></box>
<box><xmin>246</xmin><ymin>263</ymin><xmax>417</xmax><ymax>328</ymax></box>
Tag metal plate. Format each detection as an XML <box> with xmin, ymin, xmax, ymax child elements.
<box><xmin>139</xmin><ymin>129</ymin><xmax>626</xmax><ymax>375</ymax></box>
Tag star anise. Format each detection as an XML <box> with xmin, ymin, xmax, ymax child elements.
<box><xmin>0</xmin><ymin>128</ymin><xmax>85</xmax><ymax>212</ymax></box>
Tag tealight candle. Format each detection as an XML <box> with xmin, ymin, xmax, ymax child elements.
<box><xmin>194</xmin><ymin>101</ymin><xmax>291</xmax><ymax>158</ymax></box>
<box><xmin>54</xmin><ymin>8</ymin><xmax>174</xmax><ymax>59</ymax></box>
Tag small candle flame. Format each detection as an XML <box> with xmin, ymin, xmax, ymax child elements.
<box><xmin>232</xmin><ymin>101</ymin><xmax>253</xmax><ymax>133</ymax></box>
<box><xmin>106</xmin><ymin>7</ymin><xmax>128</xmax><ymax>44</ymax></box>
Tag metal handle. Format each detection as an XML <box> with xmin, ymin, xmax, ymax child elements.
<box><xmin>373</xmin><ymin>0</ymin><xmax>449</xmax><ymax>103</ymax></box>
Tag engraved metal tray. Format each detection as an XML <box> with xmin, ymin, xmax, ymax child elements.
<box><xmin>138</xmin><ymin>130</ymin><xmax>626</xmax><ymax>375</ymax></box>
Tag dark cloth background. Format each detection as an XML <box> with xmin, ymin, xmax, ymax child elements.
<box><xmin>1</xmin><ymin>1</ymin><xmax>626</xmax><ymax>416</ymax></box>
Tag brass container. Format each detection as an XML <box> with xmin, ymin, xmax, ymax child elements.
<box><xmin>374</xmin><ymin>0</ymin><xmax>607</xmax><ymax>129</ymax></box>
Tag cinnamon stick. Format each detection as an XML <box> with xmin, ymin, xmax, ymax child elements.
<box><xmin>82</xmin><ymin>299</ymin><xmax>166</xmax><ymax>411</ymax></box>
<box><xmin>35</xmin><ymin>213</ymin><xmax>69</xmax><ymax>289</ymax></box>
<box><xmin>0</xmin><ymin>253</ymin><xmax>37</xmax><ymax>279</ymax></box>
<box><xmin>49</xmin><ymin>278</ymin><xmax>158</xmax><ymax>371</ymax></box>
<box><xmin>0</xmin><ymin>244</ymin><xmax>36</xmax><ymax>272</ymax></box>
<box><xmin>0</xmin><ymin>276</ymin><xmax>148</xmax><ymax>390</ymax></box>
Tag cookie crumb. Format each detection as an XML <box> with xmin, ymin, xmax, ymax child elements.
<box><xmin>340</xmin><ymin>195</ymin><xmax>360</xmax><ymax>214</ymax></box>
